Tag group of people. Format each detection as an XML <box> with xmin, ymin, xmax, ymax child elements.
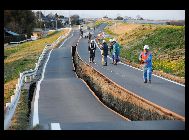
<box><xmin>100</xmin><ymin>39</ymin><xmax>120</xmax><ymax>66</ymax></box>
<box><xmin>85</xmin><ymin>25</ymin><xmax>152</xmax><ymax>84</ymax></box>
<box><xmin>88</xmin><ymin>38</ymin><xmax>120</xmax><ymax>66</ymax></box>
<box><xmin>88</xmin><ymin>38</ymin><xmax>152</xmax><ymax>83</ymax></box>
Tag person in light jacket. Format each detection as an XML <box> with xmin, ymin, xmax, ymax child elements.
<box><xmin>139</xmin><ymin>45</ymin><xmax>153</xmax><ymax>83</ymax></box>
<box><xmin>100</xmin><ymin>40</ymin><xmax>109</xmax><ymax>66</ymax></box>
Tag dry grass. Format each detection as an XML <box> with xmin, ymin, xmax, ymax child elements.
<box><xmin>4</xmin><ymin>29</ymin><xmax>69</xmax><ymax>64</ymax></box>
<box><xmin>109</xmin><ymin>23</ymin><xmax>141</xmax><ymax>35</ymax></box>
<box><xmin>74</xmin><ymin>52</ymin><xmax>183</xmax><ymax>121</ymax></box>
<box><xmin>8</xmin><ymin>89</ymin><xmax>29</xmax><ymax>130</ymax></box>
<box><xmin>4</xmin><ymin>79</ymin><xmax>18</xmax><ymax>106</ymax></box>
<box><xmin>4</xmin><ymin>29</ymin><xmax>69</xmax><ymax>107</ymax></box>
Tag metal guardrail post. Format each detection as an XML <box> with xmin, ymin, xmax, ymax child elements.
<box><xmin>4</xmin><ymin>28</ymin><xmax>73</xmax><ymax>130</ymax></box>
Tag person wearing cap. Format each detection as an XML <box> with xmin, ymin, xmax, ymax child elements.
<box><xmin>109</xmin><ymin>39</ymin><xmax>114</xmax><ymax>64</ymax></box>
<box><xmin>112</xmin><ymin>38</ymin><xmax>120</xmax><ymax>65</ymax></box>
<box><xmin>100</xmin><ymin>40</ymin><xmax>109</xmax><ymax>66</ymax></box>
<box><xmin>139</xmin><ymin>45</ymin><xmax>153</xmax><ymax>83</ymax></box>
<box><xmin>88</xmin><ymin>32</ymin><xmax>92</xmax><ymax>42</ymax></box>
<box><xmin>88</xmin><ymin>40</ymin><xmax>96</xmax><ymax>63</ymax></box>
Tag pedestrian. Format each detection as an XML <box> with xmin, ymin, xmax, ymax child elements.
<box><xmin>109</xmin><ymin>39</ymin><xmax>114</xmax><ymax>64</ymax></box>
<box><xmin>88</xmin><ymin>32</ymin><xmax>92</xmax><ymax>43</ymax></box>
<box><xmin>139</xmin><ymin>45</ymin><xmax>153</xmax><ymax>83</ymax></box>
<box><xmin>88</xmin><ymin>40</ymin><xmax>96</xmax><ymax>63</ymax></box>
<box><xmin>100</xmin><ymin>40</ymin><xmax>109</xmax><ymax>66</ymax></box>
<box><xmin>112</xmin><ymin>39</ymin><xmax>120</xmax><ymax>65</ymax></box>
<box><xmin>80</xmin><ymin>29</ymin><xmax>83</xmax><ymax>38</ymax></box>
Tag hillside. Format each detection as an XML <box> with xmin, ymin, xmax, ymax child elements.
<box><xmin>103</xmin><ymin>22</ymin><xmax>185</xmax><ymax>78</ymax></box>
<box><xmin>4</xmin><ymin>29</ymin><xmax>69</xmax><ymax>106</ymax></box>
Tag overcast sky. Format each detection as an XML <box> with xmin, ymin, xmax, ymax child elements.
<box><xmin>34</xmin><ymin>10</ymin><xmax>185</xmax><ymax>20</ymax></box>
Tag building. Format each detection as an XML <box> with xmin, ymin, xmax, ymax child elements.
<box><xmin>4</xmin><ymin>28</ymin><xmax>25</xmax><ymax>43</ymax></box>
<box><xmin>31</xmin><ymin>28</ymin><xmax>46</xmax><ymax>40</ymax></box>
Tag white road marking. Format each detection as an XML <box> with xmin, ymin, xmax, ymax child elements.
<box><xmin>59</xmin><ymin>33</ymin><xmax>74</xmax><ymax>48</ymax></box>
<box><xmin>32</xmin><ymin>49</ymin><xmax>53</xmax><ymax>127</ymax></box>
<box><xmin>33</xmin><ymin>30</ymin><xmax>74</xmax><ymax>127</ymax></box>
<box><xmin>94</xmin><ymin>40</ymin><xmax>185</xmax><ymax>87</ymax></box>
<box><xmin>51</xmin><ymin>123</ymin><xmax>61</xmax><ymax>130</ymax></box>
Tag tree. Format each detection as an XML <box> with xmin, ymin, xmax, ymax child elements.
<box><xmin>35</xmin><ymin>11</ymin><xmax>45</xmax><ymax>20</ymax></box>
<box><xmin>55</xmin><ymin>13</ymin><xmax>59</xmax><ymax>19</ymax></box>
<box><xmin>116</xmin><ymin>16</ymin><xmax>123</xmax><ymax>20</ymax></box>
<box><xmin>70</xmin><ymin>15</ymin><xmax>80</xmax><ymax>25</ymax></box>
<box><xmin>4</xmin><ymin>10</ymin><xmax>36</xmax><ymax>37</ymax></box>
<box><xmin>136</xmin><ymin>15</ymin><xmax>144</xmax><ymax>20</ymax></box>
<box><xmin>59</xmin><ymin>15</ymin><xmax>64</xmax><ymax>19</ymax></box>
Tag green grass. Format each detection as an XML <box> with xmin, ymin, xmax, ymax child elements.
<box><xmin>47</xmin><ymin>30</ymin><xmax>59</xmax><ymax>37</ymax></box>
<box><xmin>4</xmin><ymin>29</ymin><xmax>69</xmax><ymax>106</ymax></box>
<box><xmin>9</xmin><ymin>89</ymin><xmax>29</xmax><ymax>130</ymax></box>
<box><xmin>104</xmin><ymin>28</ymin><xmax>117</xmax><ymax>35</ymax></box>
<box><xmin>103</xmin><ymin>23</ymin><xmax>185</xmax><ymax>77</ymax></box>
<box><xmin>125</xmin><ymin>26</ymin><xmax>185</xmax><ymax>77</ymax></box>
<box><xmin>95</xmin><ymin>20</ymin><xmax>113</xmax><ymax>27</ymax></box>
<box><xmin>4</xmin><ymin>58</ymin><xmax>35</xmax><ymax>83</ymax></box>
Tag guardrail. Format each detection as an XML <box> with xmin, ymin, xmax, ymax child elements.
<box><xmin>4</xmin><ymin>28</ymin><xmax>72</xmax><ymax>130</ymax></box>
<box><xmin>10</xmin><ymin>39</ymin><xmax>29</xmax><ymax>44</ymax></box>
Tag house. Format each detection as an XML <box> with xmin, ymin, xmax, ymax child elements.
<box><xmin>31</xmin><ymin>28</ymin><xmax>46</xmax><ymax>40</ymax></box>
<box><xmin>4</xmin><ymin>28</ymin><xmax>19</xmax><ymax>36</ymax></box>
<box><xmin>4</xmin><ymin>28</ymin><xmax>25</xmax><ymax>43</ymax></box>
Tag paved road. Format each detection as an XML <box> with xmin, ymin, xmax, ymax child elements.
<box><xmin>34</xmin><ymin>27</ymin><xmax>184</xmax><ymax>130</ymax></box>
<box><xmin>36</xmin><ymin>28</ymin><xmax>129</xmax><ymax>128</ymax></box>
<box><xmin>77</xmin><ymin>23</ymin><xmax>185</xmax><ymax>117</ymax></box>
<box><xmin>60</xmin><ymin>120</ymin><xmax>184</xmax><ymax>130</ymax></box>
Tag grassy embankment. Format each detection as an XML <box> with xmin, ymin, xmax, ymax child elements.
<box><xmin>103</xmin><ymin>22</ymin><xmax>185</xmax><ymax>78</ymax></box>
<box><xmin>4</xmin><ymin>29</ymin><xmax>69</xmax><ymax>106</ymax></box>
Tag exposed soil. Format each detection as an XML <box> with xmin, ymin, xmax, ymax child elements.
<box><xmin>73</xmin><ymin>49</ymin><xmax>184</xmax><ymax>121</ymax></box>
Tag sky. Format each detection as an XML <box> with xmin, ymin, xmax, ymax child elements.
<box><xmin>35</xmin><ymin>10</ymin><xmax>185</xmax><ymax>20</ymax></box>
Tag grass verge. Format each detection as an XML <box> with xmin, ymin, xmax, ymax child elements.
<box><xmin>102</xmin><ymin>22</ymin><xmax>185</xmax><ymax>78</ymax></box>
<box><xmin>4</xmin><ymin>29</ymin><xmax>69</xmax><ymax>106</ymax></box>
<box><xmin>8</xmin><ymin>89</ymin><xmax>29</xmax><ymax>130</ymax></box>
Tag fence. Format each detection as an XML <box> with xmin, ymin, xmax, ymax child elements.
<box><xmin>4</xmin><ymin>28</ymin><xmax>72</xmax><ymax>130</ymax></box>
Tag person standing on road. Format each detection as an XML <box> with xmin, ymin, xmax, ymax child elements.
<box><xmin>88</xmin><ymin>32</ymin><xmax>92</xmax><ymax>43</ymax></box>
<box><xmin>88</xmin><ymin>40</ymin><xmax>96</xmax><ymax>63</ymax></box>
<box><xmin>80</xmin><ymin>29</ymin><xmax>83</xmax><ymax>38</ymax></box>
<box><xmin>112</xmin><ymin>39</ymin><xmax>120</xmax><ymax>65</ymax></box>
<box><xmin>109</xmin><ymin>39</ymin><xmax>114</xmax><ymax>64</ymax></box>
<box><xmin>100</xmin><ymin>40</ymin><xmax>109</xmax><ymax>66</ymax></box>
<box><xmin>139</xmin><ymin>45</ymin><xmax>153</xmax><ymax>83</ymax></box>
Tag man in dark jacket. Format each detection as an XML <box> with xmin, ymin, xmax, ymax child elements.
<box><xmin>80</xmin><ymin>29</ymin><xmax>83</xmax><ymax>38</ymax></box>
<box><xmin>88</xmin><ymin>40</ymin><xmax>96</xmax><ymax>63</ymax></box>
<box><xmin>100</xmin><ymin>40</ymin><xmax>109</xmax><ymax>66</ymax></box>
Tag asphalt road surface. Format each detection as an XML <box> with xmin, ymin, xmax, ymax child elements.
<box><xmin>34</xmin><ymin>26</ymin><xmax>184</xmax><ymax>130</ymax></box>
<box><xmin>36</xmin><ymin>29</ymin><xmax>128</xmax><ymax>129</ymax></box>
<box><xmin>77</xmin><ymin>23</ymin><xmax>185</xmax><ymax>118</ymax></box>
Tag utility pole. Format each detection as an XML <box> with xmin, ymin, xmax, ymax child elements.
<box><xmin>56</xmin><ymin>20</ymin><xmax>57</xmax><ymax>30</ymax></box>
<box><xmin>69</xmin><ymin>10</ymin><xmax>71</xmax><ymax>27</ymax></box>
